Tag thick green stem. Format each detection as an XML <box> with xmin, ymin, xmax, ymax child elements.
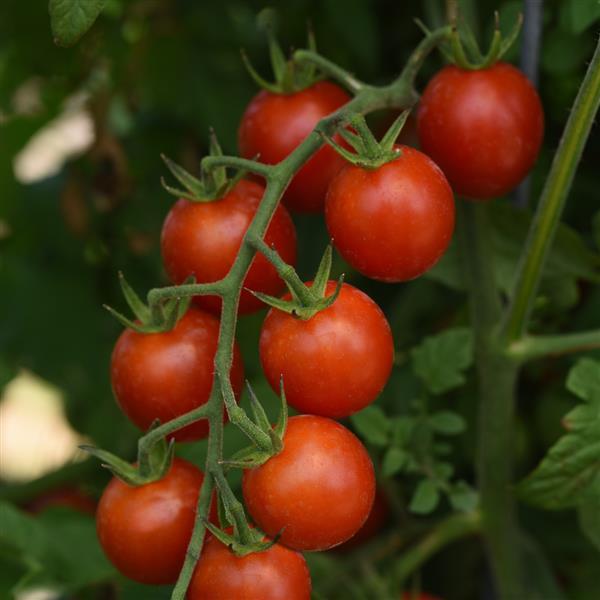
<box><xmin>502</xmin><ymin>38</ymin><xmax>600</xmax><ymax>343</ymax></box>
<box><xmin>458</xmin><ymin>203</ymin><xmax>525</xmax><ymax>599</ymax></box>
<box><xmin>293</xmin><ymin>49</ymin><xmax>366</xmax><ymax>94</ymax></box>
<box><xmin>508</xmin><ymin>329</ymin><xmax>600</xmax><ymax>363</ymax></box>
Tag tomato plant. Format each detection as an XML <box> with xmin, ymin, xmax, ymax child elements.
<box><xmin>242</xmin><ymin>415</ymin><xmax>376</xmax><ymax>551</ymax></box>
<box><xmin>161</xmin><ymin>179</ymin><xmax>297</xmax><ymax>314</ymax></box>
<box><xmin>189</xmin><ymin>533</ymin><xmax>311</xmax><ymax>599</ymax></box>
<box><xmin>260</xmin><ymin>280</ymin><xmax>394</xmax><ymax>418</ymax></box>
<box><xmin>417</xmin><ymin>62</ymin><xmax>544</xmax><ymax>200</ymax></box>
<box><xmin>96</xmin><ymin>458</ymin><xmax>213</xmax><ymax>585</ymax></box>
<box><xmin>111</xmin><ymin>307</ymin><xmax>244</xmax><ymax>441</ymax></box>
<box><xmin>239</xmin><ymin>81</ymin><xmax>350</xmax><ymax>212</ymax></box>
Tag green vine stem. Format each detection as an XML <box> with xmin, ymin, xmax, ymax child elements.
<box><xmin>507</xmin><ymin>329</ymin><xmax>600</xmax><ymax>363</ymax></box>
<box><xmin>293</xmin><ymin>49</ymin><xmax>366</xmax><ymax>94</ymax></box>
<box><xmin>502</xmin><ymin>37</ymin><xmax>600</xmax><ymax>343</ymax></box>
<box><xmin>145</xmin><ymin>25</ymin><xmax>451</xmax><ymax>599</ymax></box>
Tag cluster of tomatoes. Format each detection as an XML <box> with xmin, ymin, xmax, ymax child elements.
<box><xmin>95</xmin><ymin>42</ymin><xmax>543</xmax><ymax>598</ymax></box>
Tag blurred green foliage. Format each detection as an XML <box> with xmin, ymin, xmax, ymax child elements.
<box><xmin>0</xmin><ymin>0</ymin><xmax>598</xmax><ymax>598</ymax></box>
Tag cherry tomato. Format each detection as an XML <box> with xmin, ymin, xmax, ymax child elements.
<box><xmin>259</xmin><ymin>281</ymin><xmax>393</xmax><ymax>418</ymax></box>
<box><xmin>238</xmin><ymin>81</ymin><xmax>351</xmax><ymax>212</ymax></box>
<box><xmin>161</xmin><ymin>179</ymin><xmax>297</xmax><ymax>315</ymax></box>
<box><xmin>111</xmin><ymin>307</ymin><xmax>244</xmax><ymax>442</ymax></box>
<box><xmin>96</xmin><ymin>458</ymin><xmax>214</xmax><ymax>585</ymax></box>
<box><xmin>188</xmin><ymin>534</ymin><xmax>311</xmax><ymax>600</ymax></box>
<box><xmin>326</xmin><ymin>145</ymin><xmax>455</xmax><ymax>282</ymax></box>
<box><xmin>242</xmin><ymin>415</ymin><xmax>375</xmax><ymax>551</ymax></box>
<box><xmin>417</xmin><ymin>62</ymin><xmax>544</xmax><ymax>199</ymax></box>
<box><xmin>336</xmin><ymin>487</ymin><xmax>389</xmax><ymax>551</ymax></box>
<box><xmin>26</xmin><ymin>487</ymin><xmax>96</xmax><ymax>515</ymax></box>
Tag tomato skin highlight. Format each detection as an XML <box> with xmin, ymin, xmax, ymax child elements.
<box><xmin>326</xmin><ymin>145</ymin><xmax>455</xmax><ymax>282</ymax></box>
<box><xmin>111</xmin><ymin>307</ymin><xmax>244</xmax><ymax>442</ymax></box>
<box><xmin>259</xmin><ymin>281</ymin><xmax>394</xmax><ymax>418</ymax></box>
<box><xmin>188</xmin><ymin>534</ymin><xmax>311</xmax><ymax>600</ymax></box>
<box><xmin>238</xmin><ymin>81</ymin><xmax>351</xmax><ymax>212</ymax></box>
<box><xmin>242</xmin><ymin>415</ymin><xmax>376</xmax><ymax>551</ymax></box>
<box><xmin>161</xmin><ymin>179</ymin><xmax>297</xmax><ymax>315</ymax></box>
<box><xmin>417</xmin><ymin>62</ymin><xmax>544</xmax><ymax>199</ymax></box>
<box><xmin>96</xmin><ymin>458</ymin><xmax>213</xmax><ymax>585</ymax></box>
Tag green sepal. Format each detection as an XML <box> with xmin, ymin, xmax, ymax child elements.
<box><xmin>203</xmin><ymin>521</ymin><xmax>277</xmax><ymax>557</ymax></box>
<box><xmin>322</xmin><ymin>113</ymin><xmax>406</xmax><ymax>169</ymax></box>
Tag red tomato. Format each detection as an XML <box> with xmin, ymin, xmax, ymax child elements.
<box><xmin>188</xmin><ymin>534</ymin><xmax>311</xmax><ymax>600</ymax></box>
<box><xmin>26</xmin><ymin>487</ymin><xmax>96</xmax><ymax>515</ymax></box>
<box><xmin>96</xmin><ymin>458</ymin><xmax>215</xmax><ymax>585</ymax></box>
<box><xmin>326</xmin><ymin>145</ymin><xmax>455</xmax><ymax>282</ymax></box>
<box><xmin>238</xmin><ymin>81</ymin><xmax>351</xmax><ymax>212</ymax></box>
<box><xmin>336</xmin><ymin>487</ymin><xmax>389</xmax><ymax>551</ymax></box>
<box><xmin>259</xmin><ymin>281</ymin><xmax>394</xmax><ymax>418</ymax></box>
<box><xmin>111</xmin><ymin>307</ymin><xmax>244</xmax><ymax>442</ymax></box>
<box><xmin>417</xmin><ymin>62</ymin><xmax>544</xmax><ymax>199</ymax></box>
<box><xmin>161</xmin><ymin>179</ymin><xmax>297</xmax><ymax>315</ymax></box>
<box><xmin>242</xmin><ymin>415</ymin><xmax>375</xmax><ymax>551</ymax></box>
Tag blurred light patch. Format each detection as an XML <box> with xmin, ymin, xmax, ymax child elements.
<box><xmin>0</xmin><ymin>371</ymin><xmax>88</xmax><ymax>482</ymax></box>
<box><xmin>13</xmin><ymin>94</ymin><xmax>94</xmax><ymax>184</ymax></box>
<box><xmin>16</xmin><ymin>589</ymin><xmax>60</xmax><ymax>600</ymax></box>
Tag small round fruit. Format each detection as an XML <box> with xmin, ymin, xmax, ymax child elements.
<box><xmin>417</xmin><ymin>62</ymin><xmax>544</xmax><ymax>199</ymax></box>
<box><xmin>111</xmin><ymin>308</ymin><xmax>244</xmax><ymax>442</ymax></box>
<box><xmin>96</xmin><ymin>458</ymin><xmax>212</xmax><ymax>585</ymax></box>
<box><xmin>238</xmin><ymin>81</ymin><xmax>350</xmax><ymax>212</ymax></box>
<box><xmin>189</xmin><ymin>534</ymin><xmax>311</xmax><ymax>600</ymax></box>
<box><xmin>242</xmin><ymin>415</ymin><xmax>375</xmax><ymax>551</ymax></box>
<box><xmin>259</xmin><ymin>281</ymin><xmax>393</xmax><ymax>418</ymax></box>
<box><xmin>161</xmin><ymin>179</ymin><xmax>297</xmax><ymax>314</ymax></box>
<box><xmin>326</xmin><ymin>145</ymin><xmax>454</xmax><ymax>282</ymax></box>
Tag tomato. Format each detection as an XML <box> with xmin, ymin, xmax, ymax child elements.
<box><xmin>111</xmin><ymin>307</ymin><xmax>244</xmax><ymax>442</ymax></box>
<box><xmin>326</xmin><ymin>145</ymin><xmax>455</xmax><ymax>282</ymax></box>
<box><xmin>26</xmin><ymin>487</ymin><xmax>96</xmax><ymax>515</ymax></box>
<box><xmin>242</xmin><ymin>415</ymin><xmax>375</xmax><ymax>551</ymax></box>
<box><xmin>417</xmin><ymin>62</ymin><xmax>544</xmax><ymax>199</ymax></box>
<box><xmin>161</xmin><ymin>179</ymin><xmax>297</xmax><ymax>315</ymax></box>
<box><xmin>238</xmin><ymin>81</ymin><xmax>351</xmax><ymax>212</ymax></box>
<box><xmin>96</xmin><ymin>458</ymin><xmax>214</xmax><ymax>585</ymax></box>
<box><xmin>188</xmin><ymin>534</ymin><xmax>311</xmax><ymax>600</ymax></box>
<box><xmin>259</xmin><ymin>281</ymin><xmax>393</xmax><ymax>418</ymax></box>
<box><xmin>336</xmin><ymin>487</ymin><xmax>389</xmax><ymax>551</ymax></box>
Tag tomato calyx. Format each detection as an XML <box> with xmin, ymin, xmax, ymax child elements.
<box><xmin>161</xmin><ymin>130</ymin><xmax>245</xmax><ymax>202</ymax></box>
<box><xmin>104</xmin><ymin>271</ymin><xmax>193</xmax><ymax>334</ymax></box>
<box><xmin>323</xmin><ymin>111</ymin><xmax>409</xmax><ymax>169</ymax></box>
<box><xmin>241</xmin><ymin>8</ymin><xmax>322</xmax><ymax>95</ymax></box>
<box><xmin>80</xmin><ymin>420</ymin><xmax>174</xmax><ymax>485</ymax></box>
<box><xmin>251</xmin><ymin>242</ymin><xmax>344</xmax><ymax>320</ymax></box>
<box><xmin>419</xmin><ymin>11</ymin><xmax>522</xmax><ymax>70</ymax></box>
<box><xmin>220</xmin><ymin>380</ymin><xmax>288</xmax><ymax>471</ymax></box>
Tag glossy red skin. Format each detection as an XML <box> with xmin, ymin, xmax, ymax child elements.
<box><xmin>260</xmin><ymin>281</ymin><xmax>394</xmax><ymax>418</ymax></box>
<box><xmin>242</xmin><ymin>415</ymin><xmax>376</xmax><ymax>551</ymax></box>
<box><xmin>417</xmin><ymin>62</ymin><xmax>544</xmax><ymax>199</ymax></box>
<box><xmin>238</xmin><ymin>81</ymin><xmax>351</xmax><ymax>212</ymax></box>
<box><xmin>188</xmin><ymin>535</ymin><xmax>311</xmax><ymax>600</ymax></box>
<box><xmin>26</xmin><ymin>487</ymin><xmax>96</xmax><ymax>515</ymax></box>
<box><xmin>161</xmin><ymin>179</ymin><xmax>297</xmax><ymax>314</ymax></box>
<box><xmin>326</xmin><ymin>145</ymin><xmax>455</xmax><ymax>282</ymax></box>
<box><xmin>97</xmin><ymin>458</ymin><xmax>214</xmax><ymax>585</ymax></box>
<box><xmin>111</xmin><ymin>308</ymin><xmax>244</xmax><ymax>442</ymax></box>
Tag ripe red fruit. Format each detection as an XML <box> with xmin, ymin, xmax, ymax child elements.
<box><xmin>189</xmin><ymin>534</ymin><xmax>311</xmax><ymax>600</ymax></box>
<box><xmin>326</xmin><ymin>145</ymin><xmax>455</xmax><ymax>282</ymax></box>
<box><xmin>259</xmin><ymin>281</ymin><xmax>394</xmax><ymax>418</ymax></box>
<box><xmin>111</xmin><ymin>308</ymin><xmax>244</xmax><ymax>442</ymax></box>
<box><xmin>238</xmin><ymin>81</ymin><xmax>351</xmax><ymax>212</ymax></box>
<box><xmin>96</xmin><ymin>458</ymin><xmax>214</xmax><ymax>585</ymax></box>
<box><xmin>417</xmin><ymin>62</ymin><xmax>544</xmax><ymax>199</ymax></box>
<box><xmin>161</xmin><ymin>179</ymin><xmax>297</xmax><ymax>314</ymax></box>
<box><xmin>242</xmin><ymin>415</ymin><xmax>376</xmax><ymax>551</ymax></box>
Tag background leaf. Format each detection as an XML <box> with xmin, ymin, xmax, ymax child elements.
<box><xmin>49</xmin><ymin>0</ymin><xmax>106</xmax><ymax>47</ymax></box>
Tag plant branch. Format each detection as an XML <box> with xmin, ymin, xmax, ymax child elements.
<box><xmin>502</xmin><ymin>37</ymin><xmax>600</xmax><ymax>343</ymax></box>
<box><xmin>293</xmin><ymin>49</ymin><xmax>366</xmax><ymax>94</ymax></box>
<box><xmin>201</xmin><ymin>155</ymin><xmax>274</xmax><ymax>178</ymax></box>
<box><xmin>507</xmin><ymin>329</ymin><xmax>600</xmax><ymax>363</ymax></box>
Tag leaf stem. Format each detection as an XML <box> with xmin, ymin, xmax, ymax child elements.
<box><xmin>507</xmin><ymin>329</ymin><xmax>600</xmax><ymax>363</ymax></box>
<box><xmin>293</xmin><ymin>49</ymin><xmax>366</xmax><ymax>94</ymax></box>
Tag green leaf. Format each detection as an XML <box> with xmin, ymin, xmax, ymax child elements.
<box><xmin>382</xmin><ymin>446</ymin><xmax>408</xmax><ymax>477</ymax></box>
<box><xmin>518</xmin><ymin>359</ymin><xmax>600</xmax><ymax>509</ymax></box>
<box><xmin>409</xmin><ymin>479</ymin><xmax>440</xmax><ymax>514</ymax></box>
<box><xmin>49</xmin><ymin>0</ymin><xmax>106</xmax><ymax>47</ymax></box>
<box><xmin>391</xmin><ymin>416</ymin><xmax>416</xmax><ymax>446</ymax></box>
<box><xmin>429</xmin><ymin>411</ymin><xmax>467</xmax><ymax>435</ymax></box>
<box><xmin>578</xmin><ymin>481</ymin><xmax>600</xmax><ymax>551</ymax></box>
<box><xmin>350</xmin><ymin>406</ymin><xmax>390</xmax><ymax>447</ymax></box>
<box><xmin>411</xmin><ymin>328</ymin><xmax>473</xmax><ymax>394</ymax></box>
<box><xmin>560</xmin><ymin>0</ymin><xmax>600</xmax><ymax>34</ymax></box>
<box><xmin>449</xmin><ymin>481</ymin><xmax>479</xmax><ymax>512</ymax></box>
